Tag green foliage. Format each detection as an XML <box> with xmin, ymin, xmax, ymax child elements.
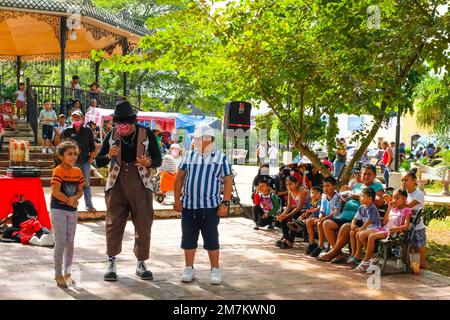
<box><xmin>434</xmin><ymin>149</ymin><xmax>450</xmax><ymax>166</ymax></box>
<box><xmin>326</xmin><ymin>114</ymin><xmax>338</xmax><ymax>159</ymax></box>
<box><xmin>255</xmin><ymin>112</ymin><xmax>273</xmax><ymax>141</ymax></box>
<box><xmin>97</xmin><ymin>0</ymin><xmax>450</xmax><ymax>183</ymax></box>
<box><xmin>400</xmin><ymin>160</ymin><xmax>411</xmax><ymax>171</ymax></box>
<box><xmin>414</xmin><ymin>74</ymin><xmax>450</xmax><ymax>137</ymax></box>
<box><xmin>423</xmin><ymin>205</ymin><xmax>449</xmax><ymax>226</ymax></box>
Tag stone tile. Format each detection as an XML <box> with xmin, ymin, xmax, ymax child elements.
<box><xmin>0</xmin><ymin>218</ymin><xmax>449</xmax><ymax>300</ymax></box>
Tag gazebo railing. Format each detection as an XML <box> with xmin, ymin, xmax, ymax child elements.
<box><xmin>25</xmin><ymin>78</ymin><xmax>128</xmax><ymax>145</ymax></box>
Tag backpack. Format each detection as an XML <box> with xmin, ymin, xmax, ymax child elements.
<box><xmin>12</xmin><ymin>197</ymin><xmax>38</xmax><ymax>228</ymax></box>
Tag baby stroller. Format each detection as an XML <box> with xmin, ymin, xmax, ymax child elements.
<box><xmin>154</xmin><ymin>171</ymin><xmax>178</xmax><ymax>203</ymax></box>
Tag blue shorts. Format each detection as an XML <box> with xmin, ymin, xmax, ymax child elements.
<box><xmin>42</xmin><ymin>124</ymin><xmax>54</xmax><ymax>139</ymax></box>
<box><xmin>181</xmin><ymin>207</ymin><xmax>220</xmax><ymax>250</ymax></box>
<box><xmin>411</xmin><ymin>228</ymin><xmax>426</xmax><ymax>248</ymax></box>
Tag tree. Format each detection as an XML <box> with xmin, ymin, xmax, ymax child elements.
<box><xmin>98</xmin><ymin>0</ymin><xmax>450</xmax><ymax>184</ymax></box>
<box><xmin>255</xmin><ymin>112</ymin><xmax>274</xmax><ymax>141</ymax></box>
<box><xmin>414</xmin><ymin>74</ymin><xmax>450</xmax><ymax>146</ymax></box>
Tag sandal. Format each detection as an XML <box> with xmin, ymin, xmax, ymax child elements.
<box><xmin>331</xmin><ymin>253</ymin><xmax>348</xmax><ymax>264</ymax></box>
<box><xmin>354</xmin><ymin>262</ymin><xmax>370</xmax><ymax>273</ymax></box>
<box><xmin>316</xmin><ymin>253</ymin><xmax>332</xmax><ymax>262</ymax></box>
<box><xmin>346</xmin><ymin>256</ymin><xmax>361</xmax><ymax>265</ymax></box>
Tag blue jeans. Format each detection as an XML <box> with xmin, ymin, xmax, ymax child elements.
<box><xmin>384</xmin><ymin>167</ymin><xmax>390</xmax><ymax>188</ymax></box>
<box><xmin>333</xmin><ymin>160</ymin><xmax>345</xmax><ymax>178</ymax></box>
<box><xmin>76</xmin><ymin>161</ymin><xmax>93</xmax><ymax>208</ymax></box>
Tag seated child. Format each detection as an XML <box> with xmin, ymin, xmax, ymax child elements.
<box><xmin>0</xmin><ymin>98</ymin><xmax>19</xmax><ymax>133</ymax></box>
<box><xmin>276</xmin><ymin>175</ymin><xmax>309</xmax><ymax>249</ymax></box>
<box><xmin>349</xmin><ymin>169</ymin><xmax>362</xmax><ymax>189</ymax></box>
<box><xmin>252</xmin><ymin>179</ymin><xmax>280</xmax><ymax>230</ymax></box>
<box><xmin>282</xmin><ymin>187</ymin><xmax>322</xmax><ymax>249</ymax></box>
<box><xmin>352</xmin><ymin>189</ymin><xmax>411</xmax><ymax>272</ymax></box>
<box><xmin>287</xmin><ymin>186</ymin><xmax>322</xmax><ymax>231</ymax></box>
<box><xmin>305</xmin><ymin>176</ymin><xmax>343</xmax><ymax>257</ymax></box>
<box><xmin>347</xmin><ymin>188</ymin><xmax>382</xmax><ymax>266</ymax></box>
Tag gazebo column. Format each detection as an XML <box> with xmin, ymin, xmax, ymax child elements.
<box><xmin>60</xmin><ymin>17</ymin><xmax>67</xmax><ymax>115</ymax></box>
<box><xmin>122</xmin><ymin>37</ymin><xmax>129</xmax><ymax>97</ymax></box>
<box><xmin>95</xmin><ymin>61</ymin><xmax>100</xmax><ymax>85</ymax></box>
<box><xmin>16</xmin><ymin>56</ymin><xmax>21</xmax><ymax>90</ymax></box>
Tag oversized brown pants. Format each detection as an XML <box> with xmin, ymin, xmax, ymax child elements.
<box><xmin>105</xmin><ymin>162</ymin><xmax>154</xmax><ymax>261</ymax></box>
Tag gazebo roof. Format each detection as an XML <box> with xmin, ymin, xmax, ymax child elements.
<box><xmin>0</xmin><ymin>0</ymin><xmax>150</xmax><ymax>61</ymax></box>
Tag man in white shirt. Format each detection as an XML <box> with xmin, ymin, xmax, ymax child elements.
<box><xmin>268</xmin><ymin>143</ymin><xmax>279</xmax><ymax>168</ymax></box>
<box><xmin>257</xmin><ymin>142</ymin><xmax>267</xmax><ymax>165</ymax></box>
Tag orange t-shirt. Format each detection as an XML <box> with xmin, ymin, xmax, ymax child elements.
<box><xmin>50</xmin><ymin>164</ymin><xmax>84</xmax><ymax>211</ymax></box>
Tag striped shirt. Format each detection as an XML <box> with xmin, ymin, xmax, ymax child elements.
<box><xmin>179</xmin><ymin>148</ymin><xmax>232</xmax><ymax>209</ymax></box>
<box><xmin>50</xmin><ymin>164</ymin><xmax>84</xmax><ymax>212</ymax></box>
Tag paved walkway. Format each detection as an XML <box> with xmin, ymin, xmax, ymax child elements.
<box><xmin>0</xmin><ymin>217</ymin><xmax>449</xmax><ymax>300</ymax></box>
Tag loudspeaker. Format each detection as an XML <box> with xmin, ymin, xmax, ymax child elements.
<box><xmin>224</xmin><ymin>101</ymin><xmax>252</xmax><ymax>131</ymax></box>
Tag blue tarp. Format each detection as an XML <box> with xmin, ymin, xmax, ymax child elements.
<box><xmin>137</xmin><ymin>112</ymin><xmax>221</xmax><ymax>150</ymax></box>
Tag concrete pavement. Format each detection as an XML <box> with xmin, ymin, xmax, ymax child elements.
<box><xmin>0</xmin><ymin>217</ymin><xmax>449</xmax><ymax>300</ymax></box>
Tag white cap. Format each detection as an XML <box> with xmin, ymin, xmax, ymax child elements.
<box><xmin>71</xmin><ymin>109</ymin><xmax>83</xmax><ymax>117</ymax></box>
<box><xmin>170</xmin><ymin>143</ymin><xmax>181</xmax><ymax>150</ymax></box>
<box><xmin>193</xmin><ymin>125</ymin><xmax>215</xmax><ymax>138</ymax></box>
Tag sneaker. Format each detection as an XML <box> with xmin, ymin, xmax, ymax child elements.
<box><xmin>210</xmin><ymin>267</ymin><xmax>222</xmax><ymax>285</ymax></box>
<box><xmin>55</xmin><ymin>275</ymin><xmax>67</xmax><ymax>288</ymax></box>
<box><xmin>104</xmin><ymin>259</ymin><xmax>117</xmax><ymax>281</ymax></box>
<box><xmin>306</xmin><ymin>243</ymin><xmax>318</xmax><ymax>255</ymax></box>
<box><xmin>136</xmin><ymin>261</ymin><xmax>153</xmax><ymax>280</ymax></box>
<box><xmin>310</xmin><ymin>246</ymin><xmax>324</xmax><ymax>257</ymax></box>
<box><xmin>181</xmin><ymin>266</ymin><xmax>196</xmax><ymax>283</ymax></box>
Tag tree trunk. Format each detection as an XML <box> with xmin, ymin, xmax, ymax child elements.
<box><xmin>339</xmin><ymin>102</ymin><xmax>387</xmax><ymax>185</ymax></box>
<box><xmin>326</xmin><ymin>113</ymin><xmax>338</xmax><ymax>160</ymax></box>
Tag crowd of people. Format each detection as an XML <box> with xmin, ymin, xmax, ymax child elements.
<box><xmin>251</xmin><ymin>161</ymin><xmax>427</xmax><ymax>273</ymax></box>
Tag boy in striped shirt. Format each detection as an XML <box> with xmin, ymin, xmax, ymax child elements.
<box><xmin>174</xmin><ymin>125</ymin><xmax>233</xmax><ymax>285</ymax></box>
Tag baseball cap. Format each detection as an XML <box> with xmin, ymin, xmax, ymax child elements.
<box><xmin>71</xmin><ymin>109</ymin><xmax>83</xmax><ymax>117</ymax></box>
<box><xmin>170</xmin><ymin>143</ymin><xmax>181</xmax><ymax>150</ymax></box>
<box><xmin>193</xmin><ymin>125</ymin><xmax>215</xmax><ymax>138</ymax></box>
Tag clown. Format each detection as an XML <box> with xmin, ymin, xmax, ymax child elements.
<box><xmin>95</xmin><ymin>101</ymin><xmax>162</xmax><ymax>281</ymax></box>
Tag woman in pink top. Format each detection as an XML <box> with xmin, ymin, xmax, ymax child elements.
<box><xmin>353</xmin><ymin>189</ymin><xmax>411</xmax><ymax>272</ymax></box>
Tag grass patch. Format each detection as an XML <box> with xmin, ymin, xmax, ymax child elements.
<box><xmin>424</xmin><ymin>182</ymin><xmax>444</xmax><ymax>194</ymax></box>
<box><xmin>426</xmin><ymin>217</ymin><xmax>450</xmax><ymax>277</ymax></box>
